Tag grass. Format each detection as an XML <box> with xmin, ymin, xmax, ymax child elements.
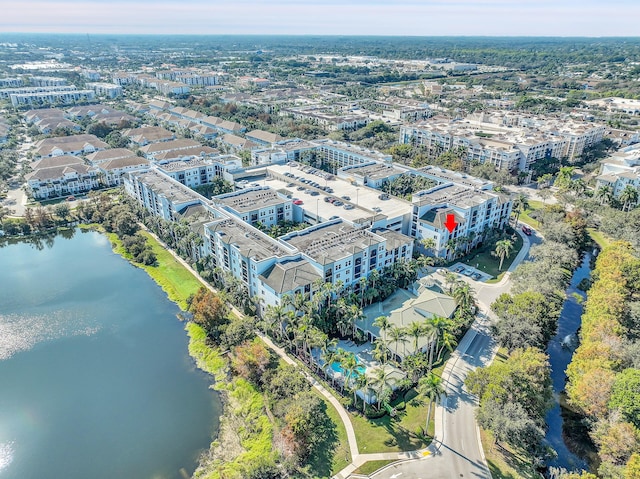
<box><xmin>587</xmin><ymin>228</ymin><xmax>613</xmax><ymax>249</ymax></box>
<box><xmin>480</xmin><ymin>428</ymin><xmax>539</xmax><ymax>479</ymax></box>
<box><xmin>308</xmin><ymin>389</ymin><xmax>352</xmax><ymax>477</ymax></box>
<box><xmin>452</xmin><ymin>232</ymin><xmax>524</xmax><ymax>279</ymax></box>
<box><xmin>349</xmin><ymin>388</ymin><xmax>433</xmax><ymax>454</ymax></box>
<box><xmin>352</xmin><ymin>460</ymin><xmax>397</xmax><ymax>475</ymax></box>
<box><xmin>517</xmin><ymin>199</ymin><xmax>545</xmax><ymax>229</ymax></box>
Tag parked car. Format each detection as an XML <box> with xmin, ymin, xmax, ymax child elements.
<box><xmin>341</xmin><ymin>195</ymin><xmax>351</xmax><ymax>201</ymax></box>
<box><xmin>344</xmin><ymin>204</ymin><xmax>355</xmax><ymax>210</ymax></box>
<box><xmin>521</xmin><ymin>225</ymin><xmax>532</xmax><ymax>236</ymax></box>
<box><xmin>293</xmin><ymin>199</ymin><xmax>303</xmax><ymax>205</ymax></box>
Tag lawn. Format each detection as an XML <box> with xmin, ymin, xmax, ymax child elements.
<box><xmin>308</xmin><ymin>389</ymin><xmax>352</xmax><ymax>477</ymax></box>
<box><xmin>350</xmin><ymin>388</ymin><xmax>433</xmax><ymax>454</ymax></box>
<box><xmin>480</xmin><ymin>428</ymin><xmax>540</xmax><ymax>479</ymax></box>
<box><xmin>352</xmin><ymin>460</ymin><xmax>397</xmax><ymax>475</ymax></box>
<box><xmin>452</xmin><ymin>232</ymin><xmax>524</xmax><ymax>280</ymax></box>
<box><xmin>517</xmin><ymin>199</ymin><xmax>545</xmax><ymax>229</ymax></box>
<box><xmin>587</xmin><ymin>228</ymin><xmax>613</xmax><ymax>249</ymax></box>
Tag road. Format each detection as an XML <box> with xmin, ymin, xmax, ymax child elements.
<box><xmin>369</xmin><ymin>229</ymin><xmax>543</xmax><ymax>479</ymax></box>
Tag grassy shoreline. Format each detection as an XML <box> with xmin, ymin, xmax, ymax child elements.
<box><xmin>90</xmin><ymin>224</ymin><xmax>352</xmax><ymax>478</ymax></box>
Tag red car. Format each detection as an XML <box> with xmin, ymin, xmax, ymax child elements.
<box><xmin>293</xmin><ymin>199</ymin><xmax>303</xmax><ymax>205</ymax></box>
<box><xmin>521</xmin><ymin>225</ymin><xmax>532</xmax><ymax>236</ymax></box>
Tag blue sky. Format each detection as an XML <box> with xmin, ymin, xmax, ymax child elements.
<box><xmin>1</xmin><ymin>0</ymin><xmax>638</xmax><ymax>36</ymax></box>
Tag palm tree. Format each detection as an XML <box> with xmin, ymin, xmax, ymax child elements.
<box><xmin>595</xmin><ymin>184</ymin><xmax>614</xmax><ymax>206</ymax></box>
<box><xmin>371</xmin><ymin>366</ymin><xmax>394</xmax><ymax>411</ymax></box>
<box><xmin>512</xmin><ymin>193</ymin><xmax>529</xmax><ymax>225</ymax></box>
<box><xmin>554</xmin><ymin>166</ymin><xmax>575</xmax><ymax>191</ymax></box>
<box><xmin>619</xmin><ymin>185</ymin><xmax>639</xmax><ymax>212</ymax></box>
<box><xmin>493</xmin><ymin>239</ymin><xmax>514</xmax><ymax>271</ymax></box>
<box><xmin>452</xmin><ymin>281</ymin><xmax>476</xmax><ymax>313</ymax></box>
<box><xmin>420</xmin><ymin>237</ymin><xmax>437</xmax><ymax>255</ymax></box>
<box><xmin>407</xmin><ymin>321</ymin><xmax>426</xmax><ymax>356</ymax></box>
<box><xmin>373</xmin><ymin>315</ymin><xmax>391</xmax><ymax>353</ymax></box>
<box><xmin>354</xmin><ymin>373</ymin><xmax>370</xmax><ymax>412</ymax></box>
<box><xmin>418</xmin><ymin>372</ymin><xmax>446</xmax><ymax>436</ymax></box>
<box><xmin>341</xmin><ymin>352</ymin><xmax>361</xmax><ymax>403</ymax></box>
<box><xmin>388</xmin><ymin>326</ymin><xmax>408</xmax><ymax>361</ymax></box>
<box><xmin>437</xmin><ymin>330</ymin><xmax>458</xmax><ymax>361</ymax></box>
<box><xmin>569</xmin><ymin>178</ymin><xmax>586</xmax><ymax>198</ymax></box>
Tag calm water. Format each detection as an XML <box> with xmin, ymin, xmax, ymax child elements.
<box><xmin>545</xmin><ymin>253</ymin><xmax>591</xmax><ymax>472</ymax></box>
<box><xmin>0</xmin><ymin>230</ymin><xmax>221</xmax><ymax>479</ymax></box>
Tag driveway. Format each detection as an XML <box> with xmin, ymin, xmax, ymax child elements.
<box><xmin>367</xmin><ymin>228</ymin><xmax>543</xmax><ymax>479</ymax></box>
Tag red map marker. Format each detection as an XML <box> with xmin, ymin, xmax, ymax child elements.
<box><xmin>444</xmin><ymin>214</ymin><xmax>457</xmax><ymax>233</ymax></box>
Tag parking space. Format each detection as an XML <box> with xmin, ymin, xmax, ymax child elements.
<box><xmin>445</xmin><ymin>262</ymin><xmax>493</xmax><ymax>282</ymax></box>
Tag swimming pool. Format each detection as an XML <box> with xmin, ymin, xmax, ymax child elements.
<box><xmin>330</xmin><ymin>361</ymin><xmax>366</xmax><ymax>376</ymax></box>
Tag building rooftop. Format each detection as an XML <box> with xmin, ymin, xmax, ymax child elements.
<box><xmin>135</xmin><ymin>169</ymin><xmax>203</xmax><ymax>205</ymax></box>
<box><xmin>344</xmin><ymin>162</ymin><xmax>405</xmax><ymax>181</ymax></box>
<box><xmin>282</xmin><ymin>221</ymin><xmax>383</xmax><ymax>265</ymax></box>
<box><xmin>259</xmin><ymin>258</ymin><xmax>322</xmax><ymax>294</ymax></box>
<box><xmin>139</xmin><ymin>138</ymin><xmax>202</xmax><ymax>154</ymax></box>
<box><xmin>209</xmin><ymin>217</ymin><xmax>294</xmax><ymax>261</ymax></box>
<box><xmin>214</xmin><ymin>187</ymin><xmax>287</xmax><ymax>213</ymax></box>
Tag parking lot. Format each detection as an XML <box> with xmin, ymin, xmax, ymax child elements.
<box><xmin>444</xmin><ymin>262</ymin><xmax>493</xmax><ymax>282</ymax></box>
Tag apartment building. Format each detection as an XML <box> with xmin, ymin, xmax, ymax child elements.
<box><xmin>87</xmin><ymin>83</ymin><xmax>123</xmax><ymax>99</ymax></box>
<box><xmin>34</xmin><ymin>134</ymin><xmax>109</xmax><ymax>158</ymax></box>
<box><xmin>30</xmin><ymin>77</ymin><xmax>67</xmax><ymax>87</ymax></box>
<box><xmin>0</xmin><ymin>85</ymin><xmax>77</xmax><ymax>100</ymax></box>
<box><xmin>411</xmin><ymin>183</ymin><xmax>511</xmax><ymax>259</ymax></box>
<box><xmin>251</xmin><ymin>139</ymin><xmax>317</xmax><ymax>166</ymax></box>
<box><xmin>400</xmin><ymin>113</ymin><xmax>605</xmax><ymax>171</ymax></box>
<box><xmin>157</xmin><ymin>155</ymin><xmax>241</xmax><ymax>188</ymax></box>
<box><xmin>595</xmin><ymin>144</ymin><xmax>640</xmax><ymax>199</ymax></box>
<box><xmin>0</xmin><ymin>78</ymin><xmax>23</xmax><ymax>88</ymax></box>
<box><xmin>10</xmin><ymin>89</ymin><xmax>96</xmax><ymax>108</ymax></box>
<box><xmin>123</xmin><ymin>126</ymin><xmax>175</xmax><ymax>145</ymax></box>
<box><xmin>25</xmin><ymin>155</ymin><xmax>99</xmax><ymax>199</ymax></box>
<box><xmin>213</xmin><ymin>187</ymin><xmax>293</xmax><ymax>227</ymax></box>
<box><xmin>139</xmin><ymin>139</ymin><xmax>203</xmax><ymax>159</ymax></box>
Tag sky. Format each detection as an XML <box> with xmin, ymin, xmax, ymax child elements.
<box><xmin>1</xmin><ymin>0</ymin><xmax>639</xmax><ymax>37</ymax></box>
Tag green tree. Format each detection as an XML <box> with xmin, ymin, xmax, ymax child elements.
<box><xmin>418</xmin><ymin>372</ymin><xmax>446</xmax><ymax>435</ymax></box>
<box><xmin>610</xmin><ymin>369</ymin><xmax>640</xmax><ymax>429</ymax></box>
<box><xmin>493</xmin><ymin>238</ymin><xmax>514</xmax><ymax>271</ymax></box>
<box><xmin>620</xmin><ymin>185</ymin><xmax>639</xmax><ymax>212</ymax></box>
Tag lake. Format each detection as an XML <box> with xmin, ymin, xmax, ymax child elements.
<box><xmin>0</xmin><ymin>230</ymin><xmax>221</xmax><ymax>479</ymax></box>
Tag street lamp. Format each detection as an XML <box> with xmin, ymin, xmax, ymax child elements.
<box><xmin>316</xmin><ymin>198</ymin><xmax>320</xmax><ymax>224</ymax></box>
<box><xmin>356</xmin><ymin>188</ymin><xmax>360</xmax><ymax>207</ymax></box>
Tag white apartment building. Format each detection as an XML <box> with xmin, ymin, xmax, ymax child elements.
<box><xmin>0</xmin><ymin>85</ymin><xmax>77</xmax><ymax>99</ymax></box>
<box><xmin>157</xmin><ymin>155</ymin><xmax>242</xmax><ymax>188</ymax></box>
<box><xmin>411</xmin><ymin>183</ymin><xmax>511</xmax><ymax>259</ymax></box>
<box><xmin>87</xmin><ymin>83</ymin><xmax>123</xmax><ymax>99</ymax></box>
<box><xmin>595</xmin><ymin>144</ymin><xmax>640</xmax><ymax>199</ymax></box>
<box><xmin>213</xmin><ymin>187</ymin><xmax>293</xmax><ymax>227</ymax></box>
<box><xmin>25</xmin><ymin>155</ymin><xmax>100</xmax><ymax>199</ymax></box>
<box><xmin>400</xmin><ymin>113</ymin><xmax>605</xmax><ymax>171</ymax></box>
<box><xmin>10</xmin><ymin>89</ymin><xmax>96</xmax><ymax>107</ymax></box>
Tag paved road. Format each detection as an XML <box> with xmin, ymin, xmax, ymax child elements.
<box><xmin>369</xmin><ymin>228</ymin><xmax>543</xmax><ymax>479</ymax></box>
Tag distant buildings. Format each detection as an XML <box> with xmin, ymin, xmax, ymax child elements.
<box><xmin>400</xmin><ymin>112</ymin><xmax>605</xmax><ymax>171</ymax></box>
<box><xmin>25</xmin><ymin>155</ymin><xmax>99</xmax><ymax>199</ymax></box>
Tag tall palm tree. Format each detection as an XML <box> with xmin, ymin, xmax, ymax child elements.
<box><xmin>388</xmin><ymin>326</ymin><xmax>408</xmax><ymax>361</ymax></box>
<box><xmin>437</xmin><ymin>330</ymin><xmax>458</xmax><ymax>361</ymax></box>
<box><xmin>512</xmin><ymin>193</ymin><xmax>529</xmax><ymax>226</ymax></box>
<box><xmin>407</xmin><ymin>321</ymin><xmax>426</xmax><ymax>356</ymax></box>
<box><xmin>354</xmin><ymin>373</ymin><xmax>371</xmax><ymax>412</ymax></box>
<box><xmin>452</xmin><ymin>281</ymin><xmax>476</xmax><ymax>313</ymax></box>
<box><xmin>341</xmin><ymin>352</ymin><xmax>360</xmax><ymax>404</ymax></box>
<box><xmin>595</xmin><ymin>184</ymin><xmax>614</xmax><ymax>206</ymax></box>
<box><xmin>418</xmin><ymin>372</ymin><xmax>446</xmax><ymax>435</ymax></box>
<box><xmin>373</xmin><ymin>315</ymin><xmax>391</xmax><ymax>351</ymax></box>
<box><xmin>420</xmin><ymin>237</ymin><xmax>437</xmax><ymax>255</ymax></box>
<box><xmin>493</xmin><ymin>238</ymin><xmax>514</xmax><ymax>271</ymax></box>
<box><xmin>371</xmin><ymin>366</ymin><xmax>394</xmax><ymax>411</ymax></box>
<box><xmin>619</xmin><ymin>185</ymin><xmax>639</xmax><ymax>212</ymax></box>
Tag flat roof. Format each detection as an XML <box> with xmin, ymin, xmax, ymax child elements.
<box><xmin>282</xmin><ymin>221</ymin><xmax>383</xmax><ymax>265</ymax></box>
<box><xmin>214</xmin><ymin>187</ymin><xmax>287</xmax><ymax>213</ymax></box>
<box><xmin>209</xmin><ymin>217</ymin><xmax>294</xmax><ymax>261</ymax></box>
<box><xmin>345</xmin><ymin>163</ymin><xmax>405</xmax><ymax>180</ymax></box>
<box><xmin>135</xmin><ymin>169</ymin><xmax>203</xmax><ymax>205</ymax></box>
<box><xmin>267</xmin><ymin>163</ymin><xmax>410</xmax><ymax>222</ymax></box>
<box><xmin>414</xmin><ymin>183</ymin><xmax>495</xmax><ymax>209</ymax></box>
